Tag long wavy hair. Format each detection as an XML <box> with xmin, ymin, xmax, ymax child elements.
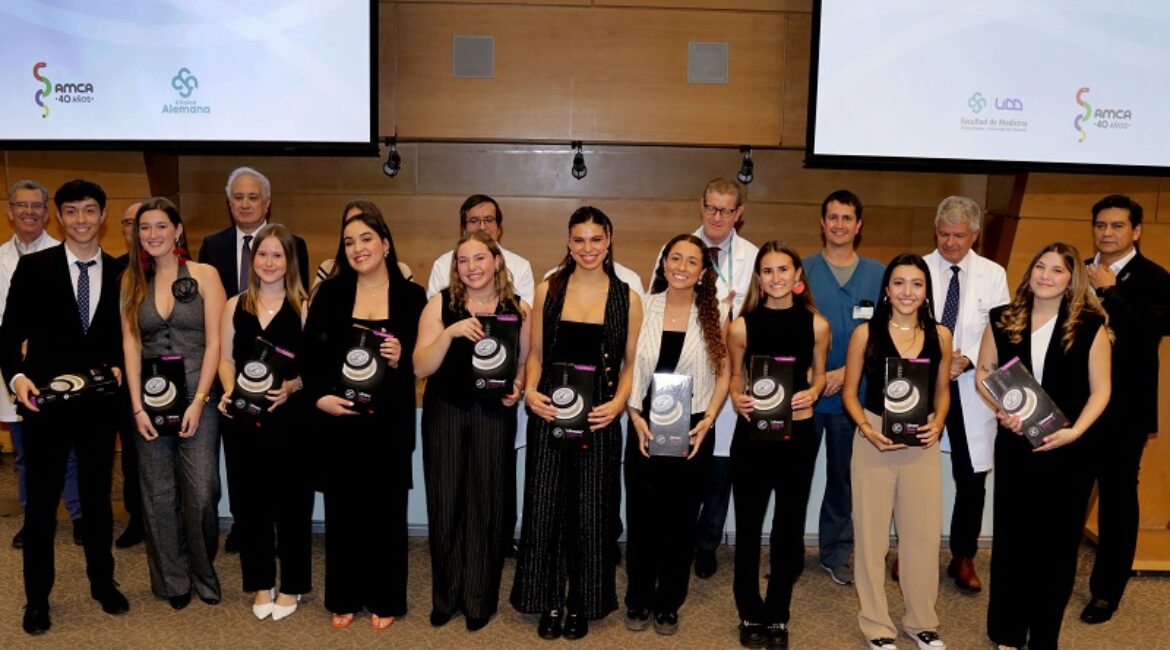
<box><xmin>241</xmin><ymin>223</ymin><xmax>307</xmax><ymax>317</ymax></box>
<box><xmin>864</xmin><ymin>253</ymin><xmax>941</xmax><ymax>375</ymax></box>
<box><xmin>120</xmin><ymin>197</ymin><xmax>191</xmax><ymax>340</ymax></box>
<box><xmin>649</xmin><ymin>233</ymin><xmax>727</xmax><ymax>374</ymax></box>
<box><xmin>446</xmin><ymin>230</ymin><xmax>522</xmax><ymax>317</ymax></box>
<box><xmin>740</xmin><ymin>241</ymin><xmax>819</xmax><ymax>317</ymax></box>
<box><xmin>547</xmin><ymin>206</ymin><xmax>618</xmax><ymax>301</ymax></box>
<box><xmin>997</xmin><ymin>242</ymin><xmax>1110</xmax><ymax>351</ymax></box>
<box><xmin>321</xmin><ymin>199</ymin><xmax>385</xmax><ymax>282</ymax></box>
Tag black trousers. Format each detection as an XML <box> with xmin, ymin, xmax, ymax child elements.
<box><xmin>117</xmin><ymin>392</ymin><xmax>142</xmax><ymax>521</ymax></box>
<box><xmin>944</xmin><ymin>383</ymin><xmax>988</xmax><ymax>559</ymax></box>
<box><xmin>323</xmin><ymin>415</ymin><xmax>409</xmax><ymax>618</ymax></box>
<box><xmin>987</xmin><ymin>431</ymin><xmax>1094</xmax><ymax>650</ymax></box>
<box><xmin>21</xmin><ymin>399</ymin><xmax>118</xmax><ymax>606</ymax></box>
<box><xmin>1087</xmin><ymin>424</ymin><xmax>1149</xmax><ymax>606</ymax></box>
<box><xmin>731</xmin><ymin>418</ymin><xmax>819</xmax><ymax>624</ymax></box>
<box><xmin>422</xmin><ymin>394</ymin><xmax>516</xmax><ymax>619</ymax></box>
<box><xmin>623</xmin><ymin>414</ymin><xmax>712</xmax><ymax>614</ymax></box>
<box><xmin>227</xmin><ymin>413</ymin><xmax>314</xmax><ymax>595</ymax></box>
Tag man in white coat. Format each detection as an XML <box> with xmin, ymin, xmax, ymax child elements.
<box><xmin>924</xmin><ymin>196</ymin><xmax>1009</xmax><ymax>592</ymax></box>
<box><xmin>651</xmin><ymin>178</ymin><xmax>758</xmax><ymax>578</ymax></box>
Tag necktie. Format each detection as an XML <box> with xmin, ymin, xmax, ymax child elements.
<box><xmin>76</xmin><ymin>260</ymin><xmax>96</xmax><ymax>332</ymax></box>
<box><xmin>708</xmin><ymin>246</ymin><xmax>720</xmax><ymax>267</ymax></box>
<box><xmin>239</xmin><ymin>234</ymin><xmax>253</xmax><ymax>292</ymax></box>
<box><xmin>941</xmin><ymin>265</ymin><xmax>960</xmax><ymax>331</ymax></box>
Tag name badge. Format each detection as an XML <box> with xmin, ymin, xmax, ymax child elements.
<box><xmin>853</xmin><ymin>305</ymin><xmax>874</xmax><ymax>320</ymax></box>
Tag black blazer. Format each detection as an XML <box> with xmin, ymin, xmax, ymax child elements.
<box><xmin>198</xmin><ymin>225</ymin><xmax>310</xmax><ymax>297</ymax></box>
<box><xmin>1086</xmin><ymin>251</ymin><xmax>1170</xmax><ymax>434</ymax></box>
<box><xmin>302</xmin><ymin>272</ymin><xmax>426</xmax><ymax>487</ymax></box>
<box><xmin>0</xmin><ymin>245</ymin><xmax>125</xmax><ymax>403</ymax></box>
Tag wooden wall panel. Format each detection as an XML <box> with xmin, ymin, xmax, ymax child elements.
<box><xmin>379</xmin><ymin>5</ymin><xmax>398</xmax><ymax>136</ymax></box>
<box><xmin>1018</xmin><ymin>173</ymin><xmax>1163</xmax><ymax>221</ymax></box>
<box><xmin>394</xmin><ymin>5</ymin><xmax>784</xmax><ymax>145</ymax></box>
<box><xmin>595</xmin><ymin>0</ymin><xmax>809</xmax><ymax>10</ymax></box>
<box><xmin>781</xmin><ymin>13</ymin><xmax>811</xmax><ymax>147</ymax></box>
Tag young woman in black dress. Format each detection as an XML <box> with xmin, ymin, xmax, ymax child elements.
<box><xmin>414</xmin><ymin>231</ymin><xmax>531</xmax><ymax>631</ymax></box>
<box><xmin>302</xmin><ymin>211</ymin><xmax>426</xmax><ymax>630</ymax></box>
<box><xmin>727</xmin><ymin>242</ymin><xmax>829</xmax><ymax>649</ymax></box>
<box><xmin>216</xmin><ymin>224</ymin><xmax>312</xmax><ymax>621</ymax></box>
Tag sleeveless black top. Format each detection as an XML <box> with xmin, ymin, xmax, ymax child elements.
<box><xmin>427</xmin><ymin>288</ymin><xmax>522</xmax><ymax>404</ymax></box>
<box><xmin>742</xmin><ymin>305</ymin><xmax>814</xmax><ymax>393</ymax></box>
<box><xmin>231</xmin><ymin>296</ymin><xmax>303</xmax><ymax>374</ymax></box>
<box><xmin>863</xmin><ymin>322</ymin><xmax>941</xmax><ymax>414</ymax></box>
<box><xmin>640</xmin><ymin>330</ymin><xmax>685</xmax><ymax>414</ymax></box>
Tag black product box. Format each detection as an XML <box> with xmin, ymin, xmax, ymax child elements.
<box><xmin>141</xmin><ymin>355</ymin><xmax>187</xmax><ymax>436</ymax></box>
<box><xmin>883</xmin><ymin>357</ymin><xmax>931</xmax><ymax>446</ymax></box>
<box><xmin>648</xmin><ymin>372</ymin><xmax>692</xmax><ymax>457</ymax></box>
<box><xmin>33</xmin><ymin>365</ymin><xmax>119</xmax><ymax>408</ymax></box>
<box><xmin>336</xmin><ymin>325</ymin><xmax>392</xmax><ymax>415</ymax></box>
<box><xmin>227</xmin><ymin>337</ymin><xmax>297</xmax><ymax>426</ymax></box>
<box><xmin>471</xmin><ymin>313</ymin><xmax>521</xmax><ymax>398</ymax></box>
<box><xmin>980</xmin><ymin>355</ymin><xmax>1070</xmax><ymax>448</ymax></box>
<box><xmin>748</xmin><ymin>355</ymin><xmax>795</xmax><ymax>441</ymax></box>
<box><xmin>548</xmin><ymin>362</ymin><xmax>594</xmax><ymax>449</ymax></box>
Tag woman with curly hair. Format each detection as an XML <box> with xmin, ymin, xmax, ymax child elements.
<box><xmin>413</xmin><ymin>230</ymin><xmax>531</xmax><ymax>632</ymax></box>
<box><xmin>622</xmin><ymin>233</ymin><xmax>730</xmax><ymax>636</ymax></box>
<box><xmin>842</xmin><ymin>253</ymin><xmax>952</xmax><ymax>650</ymax></box>
<box><xmin>120</xmin><ymin>197</ymin><xmax>227</xmax><ymax>609</ymax></box>
<box><xmin>728</xmin><ymin>242</ymin><xmax>830</xmax><ymax>649</ymax></box>
<box><xmin>976</xmin><ymin>242</ymin><xmax>1111</xmax><ymax>650</ymax></box>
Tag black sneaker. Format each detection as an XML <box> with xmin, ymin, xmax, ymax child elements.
<box><xmin>654</xmin><ymin>611</ymin><xmax>679</xmax><ymax>636</ymax></box>
<box><xmin>739</xmin><ymin>620</ymin><xmax>766</xmax><ymax>649</ymax></box>
<box><xmin>765</xmin><ymin>622</ymin><xmax>788</xmax><ymax>649</ymax></box>
<box><xmin>625</xmin><ymin>607</ymin><xmax>651</xmax><ymax>631</ymax></box>
<box><xmin>695</xmin><ymin>548</ymin><xmax>717</xmax><ymax>578</ymax></box>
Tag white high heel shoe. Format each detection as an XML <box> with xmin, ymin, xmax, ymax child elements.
<box><xmin>253</xmin><ymin>589</ymin><xmax>275</xmax><ymax>620</ymax></box>
<box><xmin>271</xmin><ymin>593</ymin><xmax>302</xmax><ymax>621</ymax></box>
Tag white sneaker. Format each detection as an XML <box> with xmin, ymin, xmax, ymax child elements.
<box><xmin>252</xmin><ymin>589</ymin><xmax>275</xmax><ymax>620</ymax></box>
<box><xmin>271</xmin><ymin>594</ymin><xmax>302</xmax><ymax>621</ymax></box>
<box><xmin>868</xmin><ymin>638</ymin><xmax>898</xmax><ymax>650</ymax></box>
<box><xmin>906</xmin><ymin>629</ymin><xmax>946</xmax><ymax>650</ymax></box>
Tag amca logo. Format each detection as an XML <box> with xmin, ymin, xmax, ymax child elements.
<box><xmin>32</xmin><ymin>61</ymin><xmax>51</xmax><ymax>118</ymax></box>
<box><xmin>1075</xmin><ymin>87</ymin><xmax>1132</xmax><ymax>141</ymax></box>
<box><xmin>172</xmin><ymin>68</ymin><xmax>198</xmax><ymax>98</ymax></box>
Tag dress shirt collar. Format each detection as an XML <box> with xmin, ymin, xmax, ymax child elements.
<box><xmin>1094</xmin><ymin>247</ymin><xmax>1137</xmax><ymax>276</ymax></box>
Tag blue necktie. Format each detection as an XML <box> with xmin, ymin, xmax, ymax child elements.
<box><xmin>941</xmin><ymin>265</ymin><xmax>960</xmax><ymax>331</ymax></box>
<box><xmin>239</xmin><ymin>235</ymin><xmax>253</xmax><ymax>292</ymax></box>
<box><xmin>76</xmin><ymin>260</ymin><xmax>96</xmax><ymax>332</ymax></box>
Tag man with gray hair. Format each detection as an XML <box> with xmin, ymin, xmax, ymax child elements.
<box><xmin>923</xmin><ymin>195</ymin><xmax>1009</xmax><ymax>592</ymax></box>
<box><xmin>198</xmin><ymin>167</ymin><xmax>309</xmax><ymax>553</ymax></box>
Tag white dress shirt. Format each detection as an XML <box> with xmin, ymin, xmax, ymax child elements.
<box><xmin>427</xmin><ymin>245</ymin><xmax>536</xmax><ymax>306</ymax></box>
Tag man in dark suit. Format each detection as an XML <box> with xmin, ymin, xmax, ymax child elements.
<box><xmin>196</xmin><ymin>167</ymin><xmax>309</xmax><ymax>553</ymax></box>
<box><xmin>1081</xmin><ymin>194</ymin><xmax>1170</xmax><ymax>624</ymax></box>
<box><xmin>0</xmin><ymin>179</ymin><xmax>130</xmax><ymax>634</ymax></box>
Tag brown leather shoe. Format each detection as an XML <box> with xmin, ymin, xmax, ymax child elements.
<box><xmin>947</xmin><ymin>557</ymin><xmax>982</xmax><ymax>592</ymax></box>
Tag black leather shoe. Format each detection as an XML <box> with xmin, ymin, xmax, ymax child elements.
<box><xmin>115</xmin><ymin>519</ymin><xmax>145</xmax><ymax>549</ymax></box>
<box><xmin>199</xmin><ymin>595</ymin><xmax>220</xmax><ymax>606</ymax></box>
<box><xmin>1080</xmin><ymin>598</ymin><xmax>1115</xmax><ymax>624</ymax></box>
<box><xmin>766</xmin><ymin>622</ymin><xmax>789</xmax><ymax>649</ymax></box>
<box><xmin>168</xmin><ymin>592</ymin><xmax>192</xmax><ymax>610</ymax></box>
<box><xmin>466</xmin><ymin>615</ymin><xmax>490</xmax><ymax>631</ymax></box>
<box><xmin>625</xmin><ymin>607</ymin><xmax>652</xmax><ymax>631</ymax></box>
<box><xmin>224</xmin><ymin>526</ymin><xmax>240</xmax><ymax>554</ymax></box>
<box><xmin>23</xmin><ymin>604</ymin><xmax>51</xmax><ymax>635</ymax></box>
<box><xmin>537</xmin><ymin>609</ymin><xmax>563</xmax><ymax>640</ymax></box>
<box><xmin>93</xmin><ymin>587</ymin><xmax>130</xmax><ymax>615</ymax></box>
<box><xmin>12</xmin><ymin>526</ymin><xmax>25</xmax><ymax>549</ymax></box>
<box><xmin>504</xmin><ymin>541</ymin><xmax>518</xmax><ymax>558</ymax></box>
<box><xmin>695</xmin><ymin>548</ymin><xmax>717</xmax><ymax>579</ymax></box>
<box><xmin>562</xmin><ymin>613</ymin><xmax>588</xmax><ymax>640</ymax></box>
<box><xmin>72</xmin><ymin>518</ymin><xmax>84</xmax><ymax>546</ymax></box>
<box><xmin>654</xmin><ymin>611</ymin><xmax>679</xmax><ymax>635</ymax></box>
<box><xmin>739</xmin><ymin>620</ymin><xmax>766</xmax><ymax>648</ymax></box>
<box><xmin>430</xmin><ymin>609</ymin><xmax>453</xmax><ymax>627</ymax></box>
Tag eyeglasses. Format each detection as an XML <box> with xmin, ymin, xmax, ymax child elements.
<box><xmin>703</xmin><ymin>204</ymin><xmax>739</xmax><ymax>219</ymax></box>
<box><xmin>12</xmin><ymin>201</ymin><xmax>47</xmax><ymax>211</ymax></box>
<box><xmin>467</xmin><ymin>216</ymin><xmax>498</xmax><ymax>228</ymax></box>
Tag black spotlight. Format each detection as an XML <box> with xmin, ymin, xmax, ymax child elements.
<box><xmin>737</xmin><ymin>145</ymin><xmax>754</xmax><ymax>185</ymax></box>
<box><xmin>382</xmin><ymin>136</ymin><xmax>401</xmax><ymax>178</ymax></box>
<box><xmin>571</xmin><ymin>141</ymin><xmax>587</xmax><ymax>180</ymax></box>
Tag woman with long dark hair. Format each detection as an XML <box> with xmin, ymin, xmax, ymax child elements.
<box><xmin>977</xmin><ymin>242</ymin><xmax>1111</xmax><ymax>650</ymax></box>
<box><xmin>842</xmin><ymin>253</ymin><xmax>952</xmax><ymax>650</ymax></box>
<box><xmin>215</xmin><ymin>223</ymin><xmax>313</xmax><ymax>621</ymax></box>
<box><xmin>511</xmin><ymin>206</ymin><xmax>642</xmax><ymax>641</ymax></box>
<box><xmin>413</xmin><ymin>230</ymin><xmax>531</xmax><ymax>632</ymax></box>
<box><xmin>622</xmin><ymin>233</ymin><xmax>729</xmax><ymax>636</ymax></box>
<box><xmin>313</xmin><ymin>199</ymin><xmax>413</xmax><ymax>285</ymax></box>
<box><xmin>302</xmin><ymin>211</ymin><xmax>426</xmax><ymax>630</ymax></box>
<box><xmin>120</xmin><ymin>197</ymin><xmax>227</xmax><ymax>609</ymax></box>
<box><xmin>727</xmin><ymin>242</ymin><xmax>829</xmax><ymax>649</ymax></box>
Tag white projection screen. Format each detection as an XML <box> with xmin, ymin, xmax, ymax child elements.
<box><xmin>807</xmin><ymin>0</ymin><xmax>1170</xmax><ymax>174</ymax></box>
<box><xmin>0</xmin><ymin>0</ymin><xmax>376</xmax><ymax>154</ymax></box>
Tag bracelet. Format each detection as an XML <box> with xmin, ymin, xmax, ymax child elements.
<box><xmin>194</xmin><ymin>392</ymin><xmax>210</xmax><ymax>404</ymax></box>
<box><xmin>132</xmin><ymin>408</ymin><xmax>144</xmax><ymax>416</ymax></box>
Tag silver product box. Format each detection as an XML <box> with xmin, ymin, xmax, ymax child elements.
<box><xmin>980</xmin><ymin>355</ymin><xmax>1070</xmax><ymax>448</ymax></box>
<box><xmin>648</xmin><ymin>372</ymin><xmax>692</xmax><ymax>457</ymax></box>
